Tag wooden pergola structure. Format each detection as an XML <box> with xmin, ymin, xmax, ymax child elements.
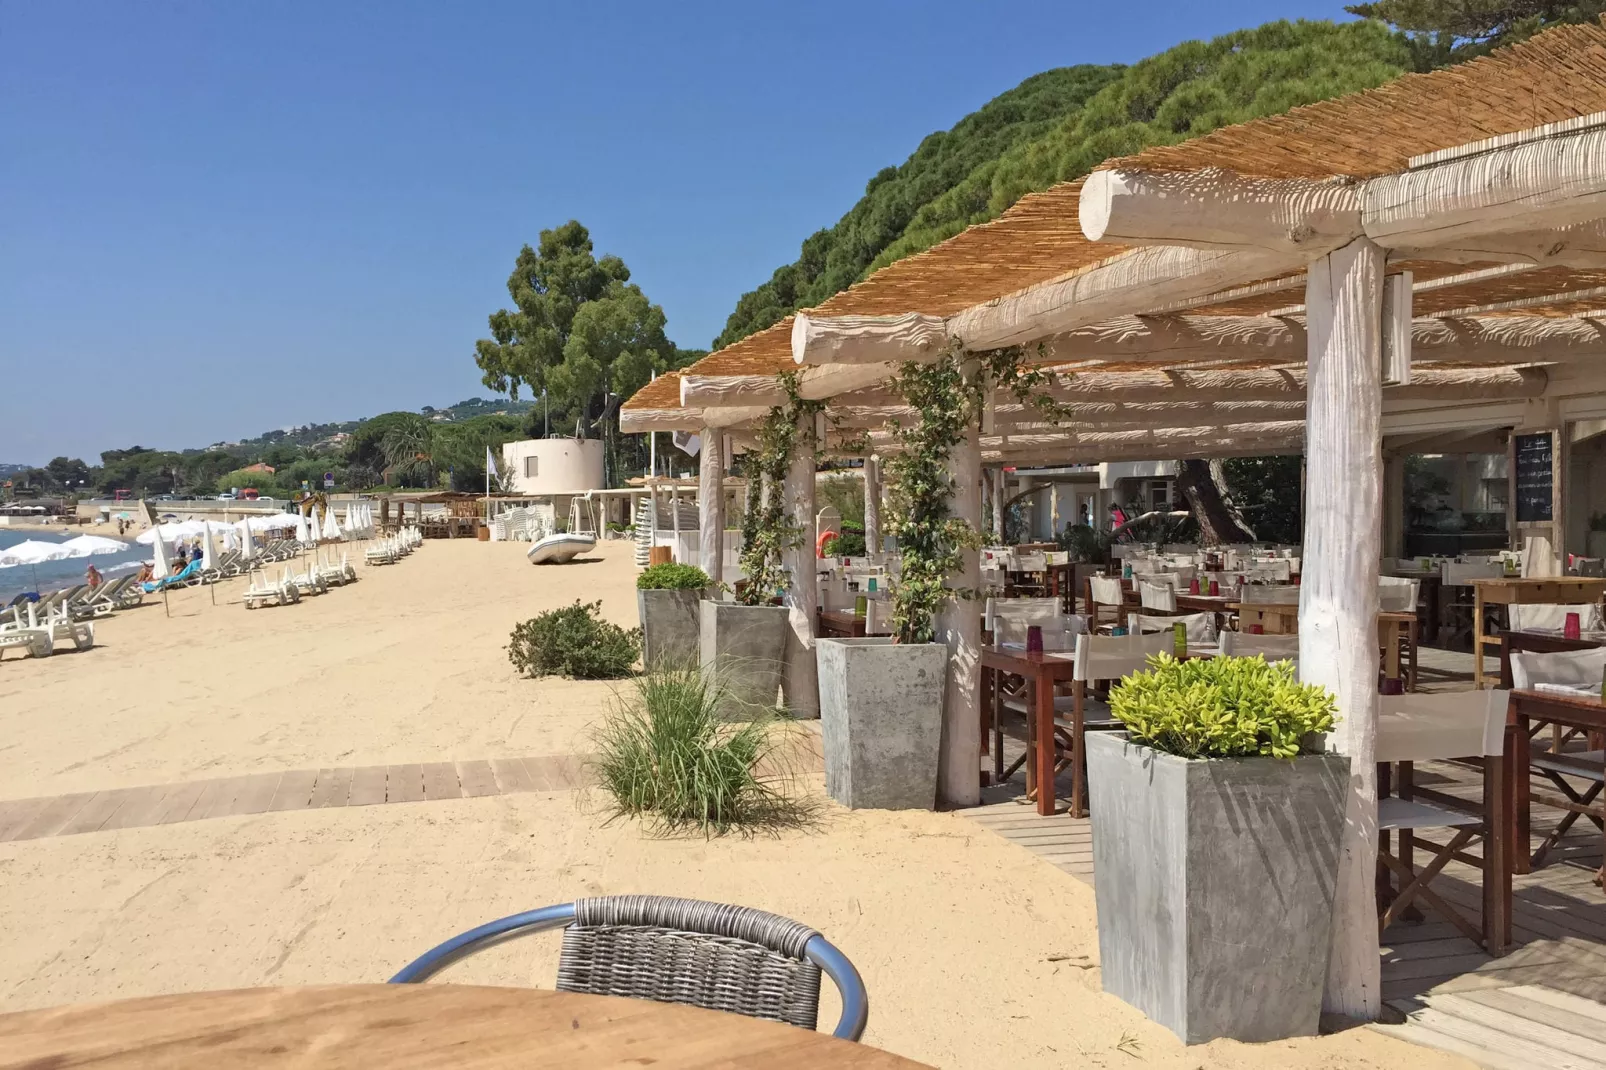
<box><xmin>622</xmin><ymin>20</ymin><xmax>1606</xmax><ymax>1016</ymax></box>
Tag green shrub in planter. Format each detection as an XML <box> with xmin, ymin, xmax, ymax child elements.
<box><xmin>508</xmin><ymin>600</ymin><xmax>640</xmax><ymax>679</ymax></box>
<box><xmin>1109</xmin><ymin>654</ymin><xmax>1336</xmax><ymax>760</ymax></box>
<box><xmin>636</xmin><ymin>562</ymin><xmax>712</xmax><ymax>590</ymax></box>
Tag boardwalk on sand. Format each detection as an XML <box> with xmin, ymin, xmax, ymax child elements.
<box><xmin>968</xmin><ymin>678</ymin><xmax>1606</xmax><ymax>1070</ymax></box>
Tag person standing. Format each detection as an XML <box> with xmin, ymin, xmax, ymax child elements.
<box><xmin>85</xmin><ymin>563</ymin><xmax>103</xmax><ymax>589</ymax></box>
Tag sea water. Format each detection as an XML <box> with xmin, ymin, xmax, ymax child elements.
<box><xmin>0</xmin><ymin>529</ymin><xmax>149</xmax><ymax>602</ymax></box>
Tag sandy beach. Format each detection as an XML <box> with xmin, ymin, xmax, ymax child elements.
<box><xmin>0</xmin><ymin>538</ymin><xmax>1471</xmax><ymax>1069</ymax></box>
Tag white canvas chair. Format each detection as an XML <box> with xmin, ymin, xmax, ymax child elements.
<box><xmin>1055</xmin><ymin>631</ymin><xmax>1174</xmax><ymax>816</ymax></box>
<box><xmin>1218</xmin><ymin>631</ymin><xmax>1300</xmax><ymax>666</ymax></box>
<box><xmin>1138</xmin><ymin>581</ymin><xmax>1178</xmax><ymax>613</ymax></box>
<box><xmin>1509</xmin><ymin>647</ymin><xmax>1606</xmax><ymax>868</ymax></box>
<box><xmin>1507</xmin><ymin>603</ymin><xmax>1605</xmax><ymax>634</ymax></box>
<box><xmin>1126</xmin><ymin>610</ymin><xmax>1216</xmax><ymax>647</ymax></box>
<box><xmin>1522</xmin><ymin>534</ymin><xmax>1559</xmax><ymax>578</ymax></box>
<box><xmin>1378</xmin><ymin>576</ymin><xmax>1419</xmax><ymax>614</ymax></box>
<box><xmin>1087</xmin><ymin>575</ymin><xmax>1125</xmax><ymax>632</ymax></box>
<box><xmin>1239</xmin><ymin>584</ymin><xmax>1300</xmax><ymax>605</ymax></box>
<box><xmin>864</xmin><ymin>598</ymin><xmax>893</xmax><ymax>637</ymax></box>
<box><xmin>1375</xmin><ymin>689</ymin><xmax>1509</xmax><ymax>950</ymax></box>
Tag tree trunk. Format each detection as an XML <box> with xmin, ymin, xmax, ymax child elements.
<box><xmin>1174</xmin><ymin>458</ymin><xmax>1256</xmax><ymax>544</ymax></box>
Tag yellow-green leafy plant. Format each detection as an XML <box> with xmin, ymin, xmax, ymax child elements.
<box><xmin>1109</xmin><ymin>654</ymin><xmax>1337</xmax><ymax>760</ymax></box>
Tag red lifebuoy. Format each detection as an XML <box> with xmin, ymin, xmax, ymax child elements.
<box><xmin>817</xmin><ymin>529</ymin><xmax>837</xmax><ymax>558</ymax></box>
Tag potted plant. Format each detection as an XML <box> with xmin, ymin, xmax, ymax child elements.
<box><xmin>700</xmin><ymin>405</ymin><xmax>798</xmax><ymax>719</ymax></box>
<box><xmin>636</xmin><ymin>562</ymin><xmax>711</xmax><ymax>670</ymax></box>
<box><xmin>1085</xmin><ymin>654</ymin><xmax>1347</xmax><ymax>1044</ymax></box>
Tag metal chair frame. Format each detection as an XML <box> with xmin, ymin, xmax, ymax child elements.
<box><xmin>389</xmin><ymin>898</ymin><xmax>869</xmax><ymax>1041</ymax></box>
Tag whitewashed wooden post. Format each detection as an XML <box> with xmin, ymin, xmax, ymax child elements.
<box><xmin>937</xmin><ymin>423</ymin><xmax>983</xmax><ymax>806</ymax></box>
<box><xmin>698</xmin><ymin>426</ymin><xmax>724</xmax><ymax>583</ymax></box>
<box><xmin>863</xmin><ymin>455</ymin><xmax>881</xmax><ymax>555</ymax></box>
<box><xmin>782</xmin><ymin>415</ymin><xmax>820</xmax><ymax>718</ymax></box>
<box><xmin>1301</xmin><ymin>236</ymin><xmax>1384</xmax><ymax>1020</ymax></box>
<box><xmin>992</xmin><ymin>468</ymin><xmax>1007</xmax><ymax>542</ymax></box>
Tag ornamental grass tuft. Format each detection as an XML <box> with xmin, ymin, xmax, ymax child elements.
<box><xmin>592</xmin><ymin>667</ymin><xmax>814</xmax><ymax>836</ymax></box>
<box><xmin>1109</xmin><ymin>654</ymin><xmax>1337</xmax><ymax>760</ymax></box>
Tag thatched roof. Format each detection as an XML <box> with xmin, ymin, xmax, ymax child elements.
<box><xmin>626</xmin><ymin>19</ymin><xmax>1606</xmax><ymax>418</ymax></box>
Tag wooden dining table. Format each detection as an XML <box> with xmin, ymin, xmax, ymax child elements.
<box><xmin>0</xmin><ymin>985</ymin><xmax>931</xmax><ymax>1069</ymax></box>
<box><xmin>817</xmin><ymin>608</ymin><xmax>867</xmax><ymax>638</ymax></box>
<box><xmin>980</xmin><ymin>645</ymin><xmax>1078</xmax><ymax>816</ymax></box>
<box><xmin>1504</xmin><ymin>688</ymin><xmax>1606</xmax><ymax>881</ymax></box>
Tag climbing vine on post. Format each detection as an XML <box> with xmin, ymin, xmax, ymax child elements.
<box><xmin>884</xmin><ymin>342</ymin><xmax>1067</xmax><ymax>643</ymax></box>
<box><xmin>735</xmin><ymin>374</ymin><xmax>822</xmax><ymax>606</ymax></box>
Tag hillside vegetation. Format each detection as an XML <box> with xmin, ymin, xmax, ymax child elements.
<box><xmin>715</xmin><ymin>19</ymin><xmax>1415</xmax><ymax>349</ymax></box>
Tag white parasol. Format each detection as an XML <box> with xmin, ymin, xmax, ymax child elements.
<box><xmin>236</xmin><ymin>518</ymin><xmax>256</xmax><ymax>562</ymax></box>
<box><xmin>321</xmin><ymin>506</ymin><xmax>341</xmax><ymax>541</ymax></box>
<box><xmin>295</xmin><ymin>511</ymin><xmax>313</xmax><ymax>546</ymax></box>
<box><xmin>149</xmin><ymin>529</ymin><xmax>170</xmax><ymax>581</ymax></box>
<box><xmin>60</xmin><ymin>535</ymin><xmax>130</xmax><ymax>558</ymax></box>
<box><xmin>201</xmin><ymin>521</ymin><xmax>220</xmax><ymax>572</ymax></box>
<box><xmin>0</xmin><ymin>538</ymin><xmax>72</xmax><ymax>593</ymax></box>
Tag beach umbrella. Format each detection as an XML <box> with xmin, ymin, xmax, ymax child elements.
<box><xmin>149</xmin><ymin>529</ymin><xmax>170</xmax><ymax>581</ymax></box>
<box><xmin>201</xmin><ymin>522</ymin><xmax>220</xmax><ymax>572</ymax></box>
<box><xmin>341</xmin><ymin>505</ymin><xmax>357</xmax><ymax>539</ymax></box>
<box><xmin>296</xmin><ymin>511</ymin><xmax>313</xmax><ymax>546</ymax></box>
<box><xmin>321</xmin><ymin>506</ymin><xmax>341</xmax><ymax>541</ymax></box>
<box><xmin>236</xmin><ymin>518</ymin><xmax>256</xmax><ymax>562</ymax></box>
<box><xmin>0</xmin><ymin>538</ymin><xmax>71</xmax><ymax>593</ymax></box>
<box><xmin>59</xmin><ymin>535</ymin><xmax>130</xmax><ymax>558</ymax></box>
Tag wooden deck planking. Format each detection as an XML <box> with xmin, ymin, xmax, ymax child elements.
<box><xmin>455</xmin><ymin>760</ymin><xmax>500</xmax><ymax>798</ymax></box>
<box><xmin>490</xmin><ymin>757</ymin><xmax>535</xmax><ymax>794</ymax></box>
<box><xmin>308</xmin><ymin>767</ymin><xmax>353</xmax><ymax>808</ymax></box>
<box><xmin>420</xmin><ymin>763</ymin><xmax>462</xmax><ymax>801</ymax></box>
<box><xmin>386</xmin><ymin>765</ymin><xmax>426</xmax><ymax>804</ymax></box>
<box><xmin>347</xmin><ymin>766</ymin><xmax>388</xmax><ymax>806</ymax></box>
<box><xmin>7</xmin><ymin>793</ymin><xmax>94</xmax><ymax>841</ymax></box>
<box><xmin>268</xmin><ymin>770</ymin><xmax>320</xmax><ymax>812</ymax></box>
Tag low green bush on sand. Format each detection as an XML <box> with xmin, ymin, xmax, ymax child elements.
<box><xmin>593</xmin><ymin>668</ymin><xmax>813</xmax><ymax>836</ymax></box>
<box><xmin>635</xmin><ymin>562</ymin><xmax>712</xmax><ymax>591</ymax></box>
<box><xmin>508</xmin><ymin>600</ymin><xmax>640</xmax><ymax>679</ymax></box>
<box><xmin>1109</xmin><ymin>654</ymin><xmax>1336</xmax><ymax>760</ymax></box>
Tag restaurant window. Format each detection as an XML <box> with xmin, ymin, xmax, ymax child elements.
<box><xmin>1149</xmin><ymin>481</ymin><xmax>1170</xmax><ymax>509</ymax></box>
<box><xmin>524</xmin><ymin>457</ymin><xmax>539</xmax><ymax>478</ymax></box>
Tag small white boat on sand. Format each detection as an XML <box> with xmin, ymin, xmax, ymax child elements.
<box><xmin>527</xmin><ymin>533</ymin><xmax>597</xmax><ymax>565</ymax></box>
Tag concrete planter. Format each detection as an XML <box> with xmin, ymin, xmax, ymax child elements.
<box><xmin>817</xmin><ymin>638</ymin><xmax>947</xmax><ymax>810</ymax></box>
<box><xmin>637</xmin><ymin>588</ymin><xmax>707</xmax><ymax>670</ymax></box>
<box><xmin>699</xmin><ymin>600</ymin><xmax>788</xmax><ymax>719</ymax></box>
<box><xmin>1084</xmin><ymin>732</ymin><xmax>1349</xmax><ymax>1044</ymax></box>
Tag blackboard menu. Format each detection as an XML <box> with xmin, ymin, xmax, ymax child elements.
<box><xmin>1514</xmin><ymin>431</ymin><xmax>1554</xmax><ymax>523</ymax></box>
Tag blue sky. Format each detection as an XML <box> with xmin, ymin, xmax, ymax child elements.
<box><xmin>1</xmin><ymin>0</ymin><xmax>1355</xmax><ymax>464</ymax></box>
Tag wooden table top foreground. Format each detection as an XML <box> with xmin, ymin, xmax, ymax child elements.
<box><xmin>0</xmin><ymin>985</ymin><xmax>931</xmax><ymax>1070</ymax></box>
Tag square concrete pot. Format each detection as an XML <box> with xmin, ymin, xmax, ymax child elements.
<box><xmin>817</xmin><ymin>638</ymin><xmax>947</xmax><ymax>810</ymax></box>
<box><xmin>638</xmin><ymin>587</ymin><xmax>707</xmax><ymax>670</ymax></box>
<box><xmin>1084</xmin><ymin>732</ymin><xmax>1350</xmax><ymax>1044</ymax></box>
<box><xmin>699</xmin><ymin>600</ymin><xmax>789</xmax><ymax>719</ymax></box>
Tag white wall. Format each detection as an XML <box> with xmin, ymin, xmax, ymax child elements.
<box><xmin>500</xmin><ymin>439</ymin><xmax>604</xmax><ymax>495</ymax></box>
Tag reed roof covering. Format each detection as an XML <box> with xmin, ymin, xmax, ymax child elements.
<box><xmin>629</xmin><ymin>19</ymin><xmax>1606</xmax><ymax>412</ymax></box>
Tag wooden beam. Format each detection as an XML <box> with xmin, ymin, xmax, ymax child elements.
<box><xmin>620</xmin><ymin>407</ymin><xmax>706</xmax><ymax>433</ymax></box>
<box><xmin>1387</xmin><ymin>220</ymin><xmax>1606</xmax><ymax>268</ymax></box>
<box><xmin>1302</xmin><ymin>236</ymin><xmax>1383</xmax><ymax>1019</ymax></box>
<box><xmin>1080</xmin><ymin>168</ymin><xmax>1363</xmax><ymax>256</ymax></box>
<box><xmin>937</xmin><ymin>424</ymin><xmax>982</xmax><ymax>807</ymax></box>
<box><xmin>791</xmin><ymin>312</ymin><xmax>947</xmax><ymax>366</ymax></box>
<box><xmin>698</xmin><ymin>426</ymin><xmax>724</xmax><ymax>585</ymax></box>
<box><xmin>1363</xmin><ymin>122</ymin><xmax>1606</xmax><ymax>249</ymax></box>
<box><xmin>781</xmin><ymin>413</ymin><xmax>818</xmax><ymax>719</ymax></box>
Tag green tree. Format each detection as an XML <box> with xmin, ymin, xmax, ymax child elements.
<box><xmin>715</xmin><ymin>20</ymin><xmax>1413</xmax><ymax>348</ymax></box>
<box><xmin>1347</xmin><ymin>0</ymin><xmax>1606</xmax><ymax>64</ymax></box>
<box><xmin>380</xmin><ymin>419</ymin><xmax>438</xmax><ymax>488</ymax></box>
<box><xmin>474</xmin><ymin>220</ymin><xmax>701</xmax><ymax>486</ymax></box>
<box><xmin>345</xmin><ymin>412</ymin><xmax>432</xmax><ymax>474</ymax></box>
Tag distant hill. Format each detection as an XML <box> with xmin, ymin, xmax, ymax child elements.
<box><xmin>714</xmin><ymin>18</ymin><xmax>1414</xmax><ymax>349</ymax></box>
<box><xmin>0</xmin><ymin>463</ymin><xmax>31</xmax><ymax>478</ymax></box>
<box><xmin>196</xmin><ymin>396</ymin><xmax>537</xmax><ymax>456</ymax></box>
